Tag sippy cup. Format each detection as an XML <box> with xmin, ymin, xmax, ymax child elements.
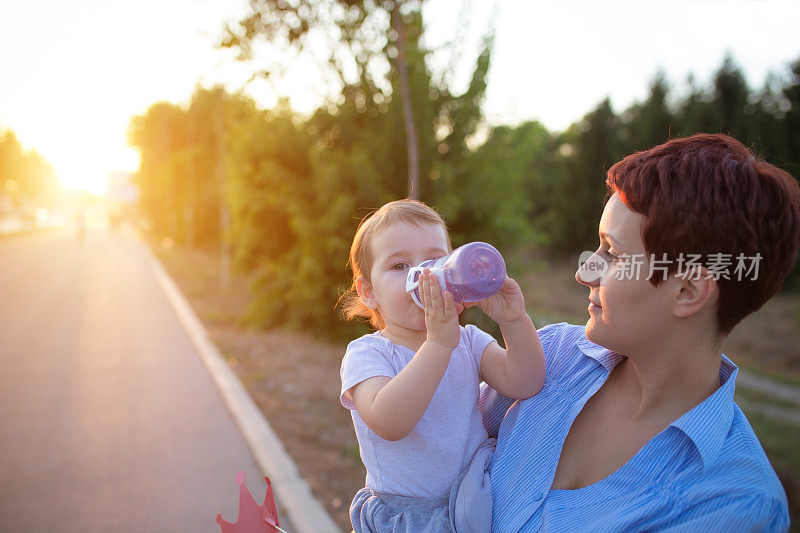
<box><xmin>405</xmin><ymin>241</ymin><xmax>506</xmax><ymax>309</ymax></box>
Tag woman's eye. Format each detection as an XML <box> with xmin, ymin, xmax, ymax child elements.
<box><xmin>391</xmin><ymin>263</ymin><xmax>408</xmax><ymax>271</ymax></box>
<box><xmin>600</xmin><ymin>250</ymin><xmax>618</xmax><ymax>262</ymax></box>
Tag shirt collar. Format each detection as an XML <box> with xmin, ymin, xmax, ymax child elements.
<box><xmin>575</xmin><ymin>333</ymin><xmax>738</xmax><ymax>470</ymax></box>
<box><xmin>575</xmin><ymin>334</ymin><xmax>625</xmax><ymax>370</ymax></box>
<box><xmin>669</xmin><ymin>355</ymin><xmax>737</xmax><ymax>470</ymax></box>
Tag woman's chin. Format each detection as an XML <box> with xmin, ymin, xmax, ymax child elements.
<box><xmin>584</xmin><ymin>317</ymin><xmax>603</xmax><ymax>343</ymax></box>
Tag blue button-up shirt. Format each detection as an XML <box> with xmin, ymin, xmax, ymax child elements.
<box><xmin>479</xmin><ymin>322</ymin><xmax>789</xmax><ymax>532</ymax></box>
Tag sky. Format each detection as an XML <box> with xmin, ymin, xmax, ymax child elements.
<box><xmin>0</xmin><ymin>0</ymin><xmax>798</xmax><ymax>195</ymax></box>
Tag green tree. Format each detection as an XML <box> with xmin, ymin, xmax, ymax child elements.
<box><xmin>128</xmin><ymin>87</ymin><xmax>255</xmax><ymax>250</ymax></box>
<box><xmin>748</xmin><ymin>74</ymin><xmax>788</xmax><ymax>162</ymax></box>
<box><xmin>446</xmin><ymin>120</ymin><xmax>551</xmax><ymax>251</ymax></box>
<box><xmin>217</xmin><ymin>2</ymin><xmax>501</xmax><ymax>336</ymax></box>
<box><xmin>781</xmin><ymin>59</ymin><xmax>800</xmax><ymax>170</ymax></box>
<box><xmin>0</xmin><ymin>128</ymin><xmax>58</xmax><ymax>204</ymax></box>
<box><xmin>221</xmin><ymin>0</ymin><xmax>429</xmax><ymax>198</ymax></box>
<box><xmin>545</xmin><ymin>99</ymin><xmax>623</xmax><ymax>256</ymax></box>
<box><xmin>432</xmin><ymin>33</ymin><xmax>495</xmax><ymax>236</ymax></box>
<box><xmin>778</xmin><ymin>59</ymin><xmax>800</xmax><ymax>289</ymax></box>
<box><xmin>623</xmin><ymin>72</ymin><xmax>674</xmax><ymax>152</ymax></box>
<box><xmin>676</xmin><ymin>73</ymin><xmax>715</xmax><ymax>137</ymax></box>
<box><xmin>708</xmin><ymin>54</ymin><xmax>754</xmax><ymax>144</ymax></box>
<box><xmin>128</xmin><ymin>102</ymin><xmax>188</xmax><ymax>241</ymax></box>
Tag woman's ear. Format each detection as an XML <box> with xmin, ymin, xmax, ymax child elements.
<box><xmin>356</xmin><ymin>277</ymin><xmax>378</xmax><ymax>310</ymax></box>
<box><xmin>673</xmin><ymin>268</ymin><xmax>718</xmax><ymax>319</ymax></box>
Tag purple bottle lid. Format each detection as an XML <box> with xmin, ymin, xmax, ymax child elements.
<box><xmin>443</xmin><ymin>242</ymin><xmax>505</xmax><ymax>303</ymax></box>
<box><xmin>405</xmin><ymin>242</ymin><xmax>506</xmax><ymax>308</ymax></box>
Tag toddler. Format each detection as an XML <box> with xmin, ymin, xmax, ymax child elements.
<box><xmin>339</xmin><ymin>199</ymin><xmax>546</xmax><ymax>532</ymax></box>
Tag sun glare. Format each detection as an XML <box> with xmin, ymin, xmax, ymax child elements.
<box><xmin>58</xmin><ymin>170</ymin><xmax>108</xmax><ymax>196</ymax></box>
<box><xmin>6</xmin><ymin>105</ymin><xmax>142</xmax><ymax>200</ymax></box>
<box><xmin>52</xmin><ymin>144</ymin><xmax>139</xmax><ymax>197</ymax></box>
<box><xmin>56</xmin><ymin>152</ymin><xmax>111</xmax><ymax>196</ymax></box>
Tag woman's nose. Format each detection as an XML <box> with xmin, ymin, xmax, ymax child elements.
<box><xmin>575</xmin><ymin>251</ymin><xmax>605</xmax><ymax>287</ymax></box>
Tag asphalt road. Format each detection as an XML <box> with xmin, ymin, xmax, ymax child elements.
<box><xmin>0</xmin><ymin>226</ymin><xmax>289</xmax><ymax>532</ymax></box>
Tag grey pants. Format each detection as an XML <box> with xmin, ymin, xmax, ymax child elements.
<box><xmin>349</xmin><ymin>436</ymin><xmax>496</xmax><ymax>532</ymax></box>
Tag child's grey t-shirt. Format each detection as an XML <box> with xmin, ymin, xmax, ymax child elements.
<box><xmin>339</xmin><ymin>325</ymin><xmax>495</xmax><ymax>498</ymax></box>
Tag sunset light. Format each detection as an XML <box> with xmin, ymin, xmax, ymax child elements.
<box><xmin>58</xmin><ymin>172</ymin><xmax>108</xmax><ymax>196</ymax></box>
<box><xmin>2</xmin><ymin>1</ymin><xmax>799</xmax><ymax>531</ymax></box>
<box><xmin>53</xmin><ymin>144</ymin><xmax>139</xmax><ymax>196</ymax></box>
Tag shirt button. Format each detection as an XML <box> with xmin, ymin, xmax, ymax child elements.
<box><xmin>533</xmin><ymin>492</ymin><xmax>543</xmax><ymax>502</ymax></box>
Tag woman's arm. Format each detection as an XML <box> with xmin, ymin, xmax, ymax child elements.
<box><xmin>658</xmin><ymin>493</ymin><xmax>788</xmax><ymax>532</ymax></box>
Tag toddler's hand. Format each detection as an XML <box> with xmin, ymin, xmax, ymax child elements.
<box><xmin>420</xmin><ymin>269</ymin><xmax>460</xmax><ymax>351</ymax></box>
<box><xmin>464</xmin><ymin>276</ymin><xmax>528</xmax><ymax>327</ymax></box>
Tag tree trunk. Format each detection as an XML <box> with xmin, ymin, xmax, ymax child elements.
<box><xmin>215</xmin><ymin>94</ymin><xmax>231</xmax><ymax>287</ymax></box>
<box><xmin>392</xmin><ymin>4</ymin><xmax>419</xmax><ymax>200</ymax></box>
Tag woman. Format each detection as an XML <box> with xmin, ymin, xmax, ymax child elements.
<box><xmin>480</xmin><ymin>133</ymin><xmax>798</xmax><ymax>531</ymax></box>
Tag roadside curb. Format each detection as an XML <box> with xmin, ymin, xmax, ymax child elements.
<box><xmin>134</xmin><ymin>229</ymin><xmax>342</xmax><ymax>533</ymax></box>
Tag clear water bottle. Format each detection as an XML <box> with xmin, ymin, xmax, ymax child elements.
<box><xmin>405</xmin><ymin>241</ymin><xmax>507</xmax><ymax>309</ymax></box>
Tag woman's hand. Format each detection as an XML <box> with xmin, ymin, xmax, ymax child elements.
<box><xmin>465</xmin><ymin>276</ymin><xmax>528</xmax><ymax>327</ymax></box>
<box><xmin>421</xmin><ymin>269</ymin><xmax>460</xmax><ymax>351</ymax></box>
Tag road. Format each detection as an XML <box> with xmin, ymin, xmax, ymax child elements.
<box><xmin>0</xmin><ymin>226</ymin><xmax>290</xmax><ymax>532</ymax></box>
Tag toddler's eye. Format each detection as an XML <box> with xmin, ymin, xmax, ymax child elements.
<box><xmin>391</xmin><ymin>262</ymin><xmax>408</xmax><ymax>271</ymax></box>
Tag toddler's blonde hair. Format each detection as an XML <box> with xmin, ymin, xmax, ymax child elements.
<box><xmin>341</xmin><ymin>198</ymin><xmax>452</xmax><ymax>329</ymax></box>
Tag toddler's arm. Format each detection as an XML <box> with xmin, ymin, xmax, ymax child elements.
<box><xmin>350</xmin><ymin>340</ymin><xmax>452</xmax><ymax>441</ymax></box>
<box><xmin>479</xmin><ymin>314</ymin><xmax>545</xmax><ymax>399</ymax></box>
<box><xmin>349</xmin><ymin>269</ymin><xmax>459</xmax><ymax>441</ymax></box>
<box><xmin>467</xmin><ymin>276</ymin><xmax>546</xmax><ymax>399</ymax></box>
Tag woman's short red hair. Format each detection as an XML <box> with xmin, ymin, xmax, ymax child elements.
<box><xmin>606</xmin><ymin>133</ymin><xmax>800</xmax><ymax>336</ymax></box>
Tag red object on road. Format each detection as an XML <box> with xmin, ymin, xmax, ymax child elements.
<box><xmin>217</xmin><ymin>471</ymin><xmax>283</xmax><ymax>533</ymax></box>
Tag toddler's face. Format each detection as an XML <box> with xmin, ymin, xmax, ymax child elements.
<box><xmin>364</xmin><ymin>221</ymin><xmax>451</xmax><ymax>333</ymax></box>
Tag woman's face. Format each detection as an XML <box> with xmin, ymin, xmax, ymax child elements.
<box><xmin>575</xmin><ymin>192</ymin><xmax>677</xmax><ymax>355</ymax></box>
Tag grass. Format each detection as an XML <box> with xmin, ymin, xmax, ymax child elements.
<box><xmin>742</xmin><ymin>410</ymin><xmax>800</xmax><ymax>529</ymax></box>
<box><xmin>736</xmin><ymin>387</ymin><xmax>800</xmax><ymax>412</ymax></box>
<box><xmin>747</xmin><ymin>412</ymin><xmax>800</xmax><ymax>474</ymax></box>
<box><xmin>736</xmin><ymin>360</ymin><xmax>800</xmax><ymax>389</ymax></box>
<box><xmin>341</xmin><ymin>444</ymin><xmax>361</xmax><ymax>463</ymax></box>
